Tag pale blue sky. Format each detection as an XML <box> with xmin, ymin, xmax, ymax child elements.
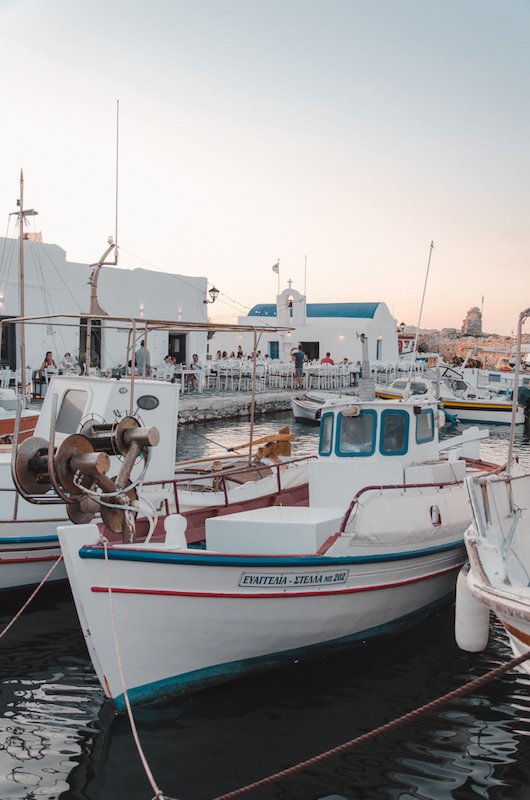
<box><xmin>1</xmin><ymin>0</ymin><xmax>529</xmax><ymax>334</ymax></box>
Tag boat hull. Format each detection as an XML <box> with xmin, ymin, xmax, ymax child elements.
<box><xmin>460</xmin><ymin>470</ymin><xmax>530</xmax><ymax>673</ymax></box>
<box><xmin>59</xmin><ymin>524</ymin><xmax>465</xmax><ymax>709</ymax></box>
<box><xmin>290</xmin><ymin>398</ymin><xmax>322</xmax><ymax>425</ymax></box>
<box><xmin>441</xmin><ymin>400</ymin><xmax>524</xmax><ymax>425</ymax></box>
<box><xmin>0</xmin><ymin>518</ymin><xmax>67</xmax><ymax>590</ymax></box>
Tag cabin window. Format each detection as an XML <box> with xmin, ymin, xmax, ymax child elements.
<box><xmin>319</xmin><ymin>413</ymin><xmax>334</xmax><ymax>456</ymax></box>
<box><xmin>416</xmin><ymin>408</ymin><xmax>435</xmax><ymax>444</ymax></box>
<box><xmin>380</xmin><ymin>409</ymin><xmax>409</xmax><ymax>455</ymax></box>
<box><xmin>55</xmin><ymin>389</ymin><xmax>88</xmax><ymax>434</ymax></box>
<box><xmin>336</xmin><ymin>410</ymin><xmax>376</xmax><ymax>457</ymax></box>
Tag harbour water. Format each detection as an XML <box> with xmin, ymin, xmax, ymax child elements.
<box><xmin>1</xmin><ymin>415</ymin><xmax>530</xmax><ymax>800</ymax></box>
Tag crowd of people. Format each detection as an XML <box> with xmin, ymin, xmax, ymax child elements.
<box><xmin>35</xmin><ymin>344</ymin><xmax>354</xmax><ymax>393</ymax></box>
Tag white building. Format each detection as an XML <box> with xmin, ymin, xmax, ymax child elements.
<box><xmin>211</xmin><ymin>283</ymin><xmax>398</xmax><ymax>364</ymax></box>
<box><xmin>0</xmin><ymin>237</ymin><xmax>208</xmax><ymax>372</ymax></box>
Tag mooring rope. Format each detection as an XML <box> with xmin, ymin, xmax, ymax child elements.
<box><xmin>210</xmin><ymin>647</ymin><xmax>530</xmax><ymax>800</ymax></box>
<box><xmin>0</xmin><ymin>555</ymin><xmax>63</xmax><ymax>641</ymax></box>
<box><xmin>102</xmin><ymin>540</ymin><xmax>174</xmax><ymax>800</ymax></box>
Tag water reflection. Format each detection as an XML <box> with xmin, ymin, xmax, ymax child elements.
<box><xmin>0</xmin><ymin>588</ymin><xmax>102</xmax><ymax>800</ymax></box>
<box><xmin>0</xmin><ymin>417</ymin><xmax>529</xmax><ymax>799</ymax></box>
<box><xmin>56</xmin><ymin>611</ymin><xmax>530</xmax><ymax>800</ymax></box>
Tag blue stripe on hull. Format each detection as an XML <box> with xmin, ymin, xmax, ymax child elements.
<box><xmin>0</xmin><ymin>535</ymin><xmax>59</xmax><ymax>544</ymax></box>
<box><xmin>80</xmin><ymin>540</ymin><xmax>464</xmax><ymax>567</ymax></box>
<box><xmin>113</xmin><ymin>592</ymin><xmax>453</xmax><ymax>710</ymax></box>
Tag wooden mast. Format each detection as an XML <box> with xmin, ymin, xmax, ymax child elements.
<box><xmin>18</xmin><ymin>171</ymin><xmax>26</xmax><ymax>401</ymax></box>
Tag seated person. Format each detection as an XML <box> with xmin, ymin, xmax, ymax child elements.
<box><xmin>39</xmin><ymin>351</ymin><xmax>57</xmax><ymax>379</ymax></box>
<box><xmin>61</xmin><ymin>352</ymin><xmax>78</xmax><ymax>373</ymax></box>
<box><xmin>186</xmin><ymin>354</ymin><xmax>203</xmax><ymax>390</ymax></box>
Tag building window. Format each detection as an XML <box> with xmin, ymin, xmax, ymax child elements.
<box><xmin>301</xmin><ymin>341</ymin><xmax>320</xmax><ymax>361</ymax></box>
<box><xmin>269</xmin><ymin>341</ymin><xmax>279</xmax><ymax>359</ymax></box>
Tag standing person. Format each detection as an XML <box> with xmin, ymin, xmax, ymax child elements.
<box><xmin>135</xmin><ymin>339</ymin><xmax>151</xmax><ymax>376</ymax></box>
<box><xmin>292</xmin><ymin>344</ymin><xmax>305</xmax><ymax>389</ymax></box>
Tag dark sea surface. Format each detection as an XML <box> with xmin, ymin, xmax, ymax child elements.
<box><xmin>1</xmin><ymin>414</ymin><xmax>530</xmax><ymax>800</ymax></box>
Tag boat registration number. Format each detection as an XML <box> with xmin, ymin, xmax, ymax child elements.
<box><xmin>239</xmin><ymin>570</ymin><xmax>350</xmax><ymax>588</ymax></box>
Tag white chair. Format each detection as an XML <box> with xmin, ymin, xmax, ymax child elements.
<box><xmin>0</xmin><ymin>368</ymin><xmax>10</xmax><ymax>389</ymax></box>
<box><xmin>205</xmin><ymin>365</ymin><xmax>221</xmax><ymax>391</ymax></box>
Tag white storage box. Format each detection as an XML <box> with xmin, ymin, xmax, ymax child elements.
<box><xmin>405</xmin><ymin>459</ymin><xmax>466</xmax><ymax>485</ymax></box>
<box><xmin>205</xmin><ymin>506</ymin><xmax>344</xmax><ymax>554</ymax></box>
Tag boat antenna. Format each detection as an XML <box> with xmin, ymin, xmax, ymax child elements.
<box><xmin>83</xmin><ymin>101</ymin><xmax>120</xmax><ymax>373</ymax></box>
<box><xmin>506</xmin><ymin>306</ymin><xmax>530</xmax><ymax>475</ymax></box>
<box><xmin>411</xmin><ymin>241</ymin><xmax>434</xmax><ymax>361</ymax></box>
<box><xmin>115</xmin><ymin>98</ymin><xmax>120</xmax><ymax>251</ymax></box>
<box><xmin>9</xmin><ymin>171</ymin><xmax>38</xmax><ymax>404</ymax></box>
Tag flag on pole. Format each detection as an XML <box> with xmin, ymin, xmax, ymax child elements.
<box><xmin>272</xmin><ymin>261</ymin><xmax>279</xmax><ymax>274</ymax></box>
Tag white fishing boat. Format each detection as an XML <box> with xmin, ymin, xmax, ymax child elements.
<box><xmin>2</xmin><ymin>362</ymin><xmax>311</xmax><ymax>593</ymax></box>
<box><xmin>291</xmin><ymin>391</ymin><xmax>343</xmax><ymax>424</ymax></box>
<box><xmin>57</xmin><ymin>393</ymin><xmax>497</xmax><ymax>709</ymax></box>
<box><xmin>455</xmin><ymin>306</ymin><xmax>530</xmax><ymax>664</ymax></box>
<box><xmin>432</xmin><ymin>365</ymin><xmax>526</xmax><ymax>425</ymax></box>
<box><xmin>377</xmin><ymin>371</ymin><xmax>526</xmax><ymax>426</ymax></box>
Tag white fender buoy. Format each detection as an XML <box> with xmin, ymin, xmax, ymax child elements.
<box><xmin>455</xmin><ymin>565</ymin><xmax>490</xmax><ymax>652</ymax></box>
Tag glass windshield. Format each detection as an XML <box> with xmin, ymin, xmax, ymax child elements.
<box><xmin>380</xmin><ymin>410</ymin><xmax>408</xmax><ymax>454</ymax></box>
<box><xmin>319</xmin><ymin>414</ymin><xmax>334</xmax><ymax>456</ymax></box>
<box><xmin>416</xmin><ymin>409</ymin><xmax>435</xmax><ymax>443</ymax></box>
<box><xmin>55</xmin><ymin>389</ymin><xmax>87</xmax><ymax>434</ymax></box>
<box><xmin>337</xmin><ymin>411</ymin><xmax>376</xmax><ymax>455</ymax></box>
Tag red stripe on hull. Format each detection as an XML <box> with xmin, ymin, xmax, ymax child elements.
<box><xmin>0</xmin><ymin>554</ymin><xmax>60</xmax><ymax>565</ymax></box>
<box><xmin>91</xmin><ymin>564</ymin><xmax>459</xmax><ymax>599</ymax></box>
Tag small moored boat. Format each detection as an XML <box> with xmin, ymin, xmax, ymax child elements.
<box><xmin>455</xmin><ymin>305</ymin><xmax>530</xmax><ymax>664</ymax></box>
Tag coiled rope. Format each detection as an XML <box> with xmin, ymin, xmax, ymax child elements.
<box><xmin>210</xmin><ymin>646</ymin><xmax>530</xmax><ymax>800</ymax></box>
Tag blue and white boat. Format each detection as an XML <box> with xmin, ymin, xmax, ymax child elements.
<box><xmin>57</xmin><ymin>395</ymin><xmax>496</xmax><ymax>709</ymax></box>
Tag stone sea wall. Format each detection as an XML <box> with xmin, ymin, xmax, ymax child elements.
<box><xmin>178</xmin><ymin>391</ymin><xmax>296</xmax><ymax>424</ymax></box>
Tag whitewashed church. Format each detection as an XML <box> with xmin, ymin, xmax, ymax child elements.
<box><xmin>211</xmin><ymin>282</ymin><xmax>399</xmax><ymax>363</ymax></box>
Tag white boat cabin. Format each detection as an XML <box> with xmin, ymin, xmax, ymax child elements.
<box><xmin>205</xmin><ymin>396</ymin><xmax>472</xmax><ymax>555</ymax></box>
<box><xmin>309</xmin><ymin>398</ymin><xmax>463</xmax><ymax>507</ymax></box>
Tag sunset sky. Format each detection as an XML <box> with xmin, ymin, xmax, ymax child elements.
<box><xmin>1</xmin><ymin>0</ymin><xmax>529</xmax><ymax>334</ymax></box>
